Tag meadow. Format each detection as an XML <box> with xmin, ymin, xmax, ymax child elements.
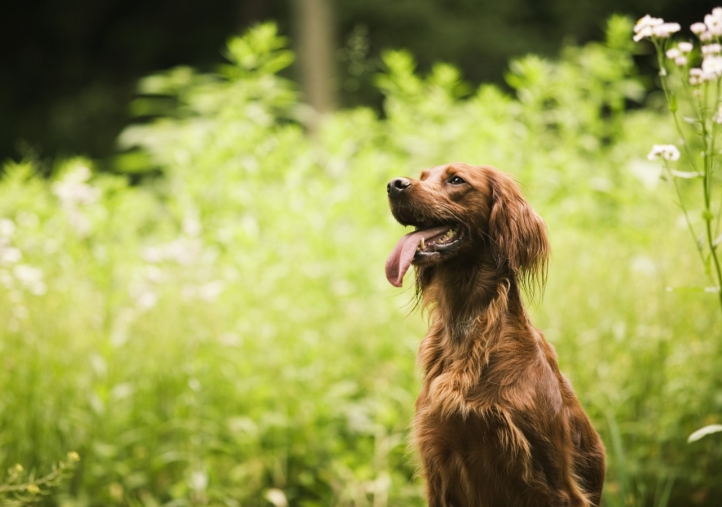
<box><xmin>1</xmin><ymin>18</ymin><xmax>721</xmax><ymax>507</ymax></box>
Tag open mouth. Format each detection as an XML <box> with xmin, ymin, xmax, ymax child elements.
<box><xmin>385</xmin><ymin>224</ymin><xmax>464</xmax><ymax>287</ymax></box>
<box><xmin>414</xmin><ymin>225</ymin><xmax>462</xmax><ymax>257</ymax></box>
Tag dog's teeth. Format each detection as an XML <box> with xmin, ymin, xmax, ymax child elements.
<box><xmin>420</xmin><ymin>238</ymin><xmax>426</xmax><ymax>249</ymax></box>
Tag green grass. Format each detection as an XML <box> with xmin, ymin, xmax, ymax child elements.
<box><xmin>1</xmin><ymin>19</ymin><xmax>721</xmax><ymax>507</ymax></box>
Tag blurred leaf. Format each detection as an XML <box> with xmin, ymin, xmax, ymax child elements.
<box><xmin>670</xmin><ymin>170</ymin><xmax>703</xmax><ymax>179</ymax></box>
<box><xmin>688</xmin><ymin>425</ymin><xmax>722</xmax><ymax>443</ymax></box>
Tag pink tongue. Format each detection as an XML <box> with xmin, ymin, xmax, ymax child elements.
<box><xmin>385</xmin><ymin>226</ymin><xmax>450</xmax><ymax>287</ymax></box>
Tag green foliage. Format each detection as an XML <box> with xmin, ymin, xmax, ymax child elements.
<box><xmin>0</xmin><ymin>453</ymin><xmax>80</xmax><ymax>506</ymax></box>
<box><xmin>1</xmin><ymin>20</ymin><xmax>721</xmax><ymax>507</ymax></box>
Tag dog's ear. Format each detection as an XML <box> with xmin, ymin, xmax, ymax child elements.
<box><xmin>487</xmin><ymin>171</ymin><xmax>550</xmax><ymax>295</ymax></box>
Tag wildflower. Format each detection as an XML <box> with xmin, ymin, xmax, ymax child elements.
<box><xmin>666</xmin><ymin>48</ymin><xmax>681</xmax><ymax>58</ymax></box>
<box><xmin>633</xmin><ymin>15</ymin><xmax>664</xmax><ymax>41</ymax></box>
<box><xmin>679</xmin><ymin>42</ymin><xmax>694</xmax><ymax>52</ymax></box>
<box><xmin>142</xmin><ymin>238</ymin><xmax>202</xmax><ymax>265</ymax></box>
<box><xmin>198</xmin><ymin>280</ymin><xmax>225</xmax><ymax>302</ymax></box>
<box><xmin>0</xmin><ymin>247</ymin><xmax>22</xmax><ymax>264</ymax></box>
<box><xmin>706</xmin><ymin>8</ymin><xmax>722</xmax><ymax>35</ymax></box>
<box><xmin>141</xmin><ymin>246</ymin><xmax>165</xmax><ymax>263</ymax></box>
<box><xmin>165</xmin><ymin>238</ymin><xmax>202</xmax><ymax>265</ymax></box>
<box><xmin>190</xmin><ymin>470</ymin><xmax>209</xmax><ymax>492</ymax></box>
<box><xmin>692</xmin><ymin>22</ymin><xmax>708</xmax><ymax>35</ymax></box>
<box><xmin>690</xmin><ymin>65</ymin><xmax>718</xmax><ymax>84</ymax></box>
<box><xmin>648</xmin><ymin>144</ymin><xmax>681</xmax><ymax>161</ymax></box>
<box><xmin>701</xmin><ymin>31</ymin><xmax>714</xmax><ymax>42</ymax></box>
<box><xmin>26</xmin><ymin>484</ymin><xmax>40</xmax><ymax>495</ymax></box>
<box><xmin>0</xmin><ymin>218</ymin><xmax>14</xmax><ymax>237</ymax></box>
<box><xmin>136</xmin><ymin>290</ymin><xmax>158</xmax><ymax>311</ymax></box>
<box><xmin>13</xmin><ymin>264</ymin><xmax>46</xmax><ymax>295</ymax></box>
<box><xmin>652</xmin><ymin>23</ymin><xmax>681</xmax><ymax>38</ymax></box>
<box><xmin>702</xmin><ymin>43</ymin><xmax>722</xmax><ymax>55</ymax></box>
<box><xmin>145</xmin><ymin>265</ymin><xmax>165</xmax><ymax>283</ymax></box>
<box><xmin>182</xmin><ymin>217</ymin><xmax>202</xmax><ymax>237</ymax></box>
<box><xmin>67</xmin><ymin>451</ymin><xmax>81</xmax><ymax>462</ymax></box>
<box><xmin>703</xmin><ymin>55</ymin><xmax>722</xmax><ymax>77</ymax></box>
<box><xmin>52</xmin><ymin>178</ymin><xmax>100</xmax><ymax>207</ymax></box>
<box><xmin>675</xmin><ymin>56</ymin><xmax>688</xmax><ymax>66</ymax></box>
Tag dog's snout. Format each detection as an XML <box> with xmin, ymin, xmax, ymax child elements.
<box><xmin>387</xmin><ymin>177</ymin><xmax>411</xmax><ymax>197</ymax></box>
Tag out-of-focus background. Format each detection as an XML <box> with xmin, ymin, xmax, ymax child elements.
<box><xmin>1</xmin><ymin>1</ymin><xmax>722</xmax><ymax>506</ymax></box>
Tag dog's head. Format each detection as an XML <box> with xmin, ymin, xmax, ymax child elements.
<box><xmin>385</xmin><ymin>163</ymin><xmax>549</xmax><ymax>293</ymax></box>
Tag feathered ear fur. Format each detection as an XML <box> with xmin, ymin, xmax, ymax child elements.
<box><xmin>487</xmin><ymin>171</ymin><xmax>550</xmax><ymax>297</ymax></box>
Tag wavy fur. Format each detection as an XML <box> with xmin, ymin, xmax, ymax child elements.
<box><xmin>387</xmin><ymin>163</ymin><xmax>605</xmax><ymax>507</ymax></box>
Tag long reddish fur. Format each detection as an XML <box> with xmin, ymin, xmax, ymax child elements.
<box><xmin>389</xmin><ymin>163</ymin><xmax>605</xmax><ymax>507</ymax></box>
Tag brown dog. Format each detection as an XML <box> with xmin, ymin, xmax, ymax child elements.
<box><xmin>385</xmin><ymin>163</ymin><xmax>605</xmax><ymax>507</ymax></box>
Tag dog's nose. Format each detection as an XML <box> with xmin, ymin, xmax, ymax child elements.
<box><xmin>387</xmin><ymin>177</ymin><xmax>411</xmax><ymax>197</ymax></box>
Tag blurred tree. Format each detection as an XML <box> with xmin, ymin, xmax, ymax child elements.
<box><xmin>1</xmin><ymin>0</ymin><xmax>718</xmax><ymax>164</ymax></box>
<box><xmin>294</xmin><ymin>0</ymin><xmax>337</xmax><ymax>123</ymax></box>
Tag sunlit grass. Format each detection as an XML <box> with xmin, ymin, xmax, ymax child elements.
<box><xmin>1</xmin><ymin>19</ymin><xmax>721</xmax><ymax>507</ymax></box>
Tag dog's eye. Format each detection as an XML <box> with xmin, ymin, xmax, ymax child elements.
<box><xmin>448</xmin><ymin>176</ymin><xmax>466</xmax><ymax>185</ymax></box>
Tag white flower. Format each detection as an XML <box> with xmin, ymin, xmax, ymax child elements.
<box><xmin>634</xmin><ymin>15</ymin><xmax>664</xmax><ymax>41</ymax></box>
<box><xmin>197</xmin><ymin>280</ymin><xmax>224</xmax><ymax>302</ymax></box>
<box><xmin>703</xmin><ymin>55</ymin><xmax>722</xmax><ymax>77</ymax></box>
<box><xmin>648</xmin><ymin>144</ymin><xmax>681</xmax><ymax>161</ymax></box>
<box><xmin>189</xmin><ymin>470</ymin><xmax>208</xmax><ymax>492</ymax></box>
<box><xmin>166</xmin><ymin>238</ymin><xmax>202</xmax><ymax>265</ymax></box>
<box><xmin>703</xmin><ymin>43</ymin><xmax>722</xmax><ymax>55</ymax></box>
<box><xmin>136</xmin><ymin>290</ymin><xmax>158</xmax><ymax>310</ymax></box>
<box><xmin>633</xmin><ymin>27</ymin><xmax>653</xmax><ymax>42</ymax></box>
<box><xmin>145</xmin><ymin>265</ymin><xmax>165</xmax><ymax>283</ymax></box>
<box><xmin>142</xmin><ymin>246</ymin><xmax>165</xmax><ymax>263</ymax></box>
<box><xmin>666</xmin><ymin>48</ymin><xmax>681</xmax><ymax>58</ymax></box>
<box><xmin>636</xmin><ymin>15</ymin><xmax>664</xmax><ymax>30</ymax></box>
<box><xmin>0</xmin><ymin>218</ymin><xmax>15</xmax><ymax>237</ymax></box>
<box><xmin>182</xmin><ymin>217</ymin><xmax>202</xmax><ymax>237</ymax></box>
<box><xmin>679</xmin><ymin>42</ymin><xmax>694</xmax><ymax>53</ymax></box>
<box><xmin>142</xmin><ymin>238</ymin><xmax>202</xmax><ymax>265</ymax></box>
<box><xmin>701</xmin><ymin>31</ymin><xmax>714</xmax><ymax>42</ymax></box>
<box><xmin>652</xmin><ymin>23</ymin><xmax>681</xmax><ymax>38</ymax></box>
<box><xmin>675</xmin><ymin>56</ymin><xmax>688</xmax><ymax>66</ymax></box>
<box><xmin>13</xmin><ymin>264</ymin><xmax>46</xmax><ymax>295</ymax></box>
<box><xmin>0</xmin><ymin>247</ymin><xmax>22</xmax><ymax>265</ymax></box>
<box><xmin>14</xmin><ymin>264</ymin><xmax>43</xmax><ymax>284</ymax></box>
<box><xmin>689</xmin><ymin>67</ymin><xmax>713</xmax><ymax>85</ymax></box>
<box><xmin>692</xmin><ymin>22</ymin><xmax>708</xmax><ymax>35</ymax></box>
<box><xmin>706</xmin><ymin>11</ymin><xmax>722</xmax><ymax>35</ymax></box>
<box><xmin>52</xmin><ymin>180</ymin><xmax>101</xmax><ymax>206</ymax></box>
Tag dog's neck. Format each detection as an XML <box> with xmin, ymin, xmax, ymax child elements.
<box><xmin>419</xmin><ymin>256</ymin><xmax>528</xmax><ymax>344</ymax></box>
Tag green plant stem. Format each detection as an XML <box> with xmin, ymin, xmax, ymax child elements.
<box><xmin>698</xmin><ymin>80</ymin><xmax>722</xmax><ymax>313</ymax></box>
<box><xmin>655</xmin><ymin>44</ymin><xmax>706</xmax><ymax>268</ymax></box>
<box><xmin>655</xmin><ymin>38</ymin><xmax>722</xmax><ymax>317</ymax></box>
<box><xmin>705</xmin><ymin>80</ymin><xmax>722</xmax><ymax>311</ymax></box>
<box><xmin>663</xmin><ymin>161</ymin><xmax>704</xmax><ymax>262</ymax></box>
<box><xmin>654</xmin><ymin>41</ymin><xmax>700</xmax><ymax>173</ymax></box>
<box><xmin>0</xmin><ymin>465</ymin><xmax>68</xmax><ymax>494</ymax></box>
